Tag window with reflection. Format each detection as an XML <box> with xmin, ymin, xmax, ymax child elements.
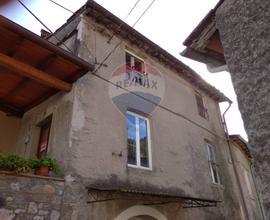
<box><xmin>206</xmin><ymin>142</ymin><xmax>221</xmax><ymax>184</ymax></box>
<box><xmin>126</xmin><ymin>111</ymin><xmax>151</xmax><ymax>169</ymax></box>
<box><xmin>37</xmin><ymin>116</ymin><xmax>52</xmax><ymax>158</ymax></box>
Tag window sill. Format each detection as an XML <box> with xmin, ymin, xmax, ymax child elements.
<box><xmin>211</xmin><ymin>182</ymin><xmax>224</xmax><ymax>190</ymax></box>
<box><xmin>127</xmin><ymin>164</ymin><xmax>152</xmax><ymax>171</ymax></box>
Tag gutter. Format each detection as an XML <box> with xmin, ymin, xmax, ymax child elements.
<box><xmin>206</xmin><ymin>64</ymin><xmax>228</xmax><ymax>73</ymax></box>
<box><xmin>222</xmin><ymin>101</ymin><xmax>250</xmax><ymax>220</ymax></box>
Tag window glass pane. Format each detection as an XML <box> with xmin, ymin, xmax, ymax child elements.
<box><xmin>126</xmin><ymin>53</ymin><xmax>131</xmax><ymax>70</ymax></box>
<box><xmin>195</xmin><ymin>93</ymin><xmax>206</xmax><ymax>118</ymax></box>
<box><xmin>244</xmin><ymin>170</ymin><xmax>253</xmax><ymax>195</ymax></box>
<box><xmin>212</xmin><ymin>164</ymin><xmax>220</xmax><ymax>184</ymax></box>
<box><xmin>38</xmin><ymin>120</ymin><xmax>51</xmax><ymax>158</ymax></box>
<box><xmin>135</xmin><ymin>59</ymin><xmax>143</xmax><ymax>73</ymax></box>
<box><xmin>127</xmin><ymin>114</ymin><xmax>137</xmax><ymax>165</ymax></box>
<box><xmin>139</xmin><ymin>118</ymin><xmax>149</xmax><ymax>167</ymax></box>
<box><xmin>207</xmin><ymin>144</ymin><xmax>215</xmax><ymax>162</ymax></box>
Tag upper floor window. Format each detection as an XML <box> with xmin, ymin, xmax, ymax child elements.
<box><xmin>206</xmin><ymin>142</ymin><xmax>221</xmax><ymax>184</ymax></box>
<box><xmin>195</xmin><ymin>91</ymin><xmax>208</xmax><ymax>119</ymax></box>
<box><xmin>126</xmin><ymin>111</ymin><xmax>152</xmax><ymax>169</ymax></box>
<box><xmin>244</xmin><ymin>169</ymin><xmax>253</xmax><ymax>196</ymax></box>
<box><xmin>37</xmin><ymin>116</ymin><xmax>52</xmax><ymax>158</ymax></box>
<box><xmin>126</xmin><ymin>52</ymin><xmax>149</xmax><ymax>87</ymax></box>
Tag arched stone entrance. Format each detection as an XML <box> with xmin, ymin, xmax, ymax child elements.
<box><xmin>129</xmin><ymin>215</ymin><xmax>157</xmax><ymax>220</ymax></box>
<box><xmin>114</xmin><ymin>205</ymin><xmax>167</xmax><ymax>220</ymax></box>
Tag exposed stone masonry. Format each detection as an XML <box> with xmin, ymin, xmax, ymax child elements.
<box><xmin>216</xmin><ymin>0</ymin><xmax>270</xmax><ymax>218</ymax></box>
<box><xmin>0</xmin><ymin>173</ymin><xmax>64</xmax><ymax>220</ymax></box>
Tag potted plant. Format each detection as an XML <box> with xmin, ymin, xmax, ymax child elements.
<box><xmin>0</xmin><ymin>154</ymin><xmax>7</xmax><ymax>171</ymax></box>
<box><xmin>32</xmin><ymin>156</ymin><xmax>63</xmax><ymax>176</ymax></box>
<box><xmin>0</xmin><ymin>155</ymin><xmax>32</xmax><ymax>174</ymax></box>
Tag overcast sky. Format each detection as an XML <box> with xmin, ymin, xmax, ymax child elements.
<box><xmin>0</xmin><ymin>0</ymin><xmax>248</xmax><ymax>140</ymax></box>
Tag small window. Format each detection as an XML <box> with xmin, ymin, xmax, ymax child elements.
<box><xmin>195</xmin><ymin>91</ymin><xmax>208</xmax><ymax>119</ymax></box>
<box><xmin>206</xmin><ymin>142</ymin><xmax>221</xmax><ymax>184</ymax></box>
<box><xmin>126</xmin><ymin>52</ymin><xmax>149</xmax><ymax>87</ymax></box>
<box><xmin>126</xmin><ymin>111</ymin><xmax>152</xmax><ymax>169</ymax></box>
<box><xmin>244</xmin><ymin>169</ymin><xmax>253</xmax><ymax>196</ymax></box>
<box><xmin>37</xmin><ymin>117</ymin><xmax>52</xmax><ymax>158</ymax></box>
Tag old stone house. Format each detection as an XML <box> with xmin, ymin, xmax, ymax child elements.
<box><xmin>229</xmin><ymin>135</ymin><xmax>263</xmax><ymax>219</ymax></box>
<box><xmin>0</xmin><ymin>1</ymin><xmax>262</xmax><ymax>219</ymax></box>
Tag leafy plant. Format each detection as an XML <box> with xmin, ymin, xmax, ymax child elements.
<box><xmin>0</xmin><ymin>155</ymin><xmax>63</xmax><ymax>175</ymax></box>
<box><xmin>0</xmin><ymin>154</ymin><xmax>31</xmax><ymax>173</ymax></box>
<box><xmin>0</xmin><ymin>155</ymin><xmax>5</xmax><ymax>169</ymax></box>
<box><xmin>31</xmin><ymin>156</ymin><xmax>63</xmax><ymax>175</ymax></box>
<box><xmin>28</xmin><ymin>157</ymin><xmax>40</xmax><ymax>169</ymax></box>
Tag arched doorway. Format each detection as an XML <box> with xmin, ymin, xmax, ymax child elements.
<box><xmin>129</xmin><ymin>215</ymin><xmax>157</xmax><ymax>220</ymax></box>
<box><xmin>115</xmin><ymin>205</ymin><xmax>167</xmax><ymax>220</ymax></box>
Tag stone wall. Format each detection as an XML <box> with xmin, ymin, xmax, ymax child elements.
<box><xmin>0</xmin><ymin>172</ymin><xmax>64</xmax><ymax>220</ymax></box>
<box><xmin>216</xmin><ymin>0</ymin><xmax>270</xmax><ymax>218</ymax></box>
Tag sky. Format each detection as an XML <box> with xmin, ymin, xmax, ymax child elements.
<box><xmin>0</xmin><ymin>0</ymin><xmax>247</xmax><ymax>140</ymax></box>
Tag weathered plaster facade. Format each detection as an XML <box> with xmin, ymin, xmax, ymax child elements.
<box><xmin>216</xmin><ymin>0</ymin><xmax>270</xmax><ymax>218</ymax></box>
<box><xmin>0</xmin><ymin>111</ymin><xmax>21</xmax><ymax>154</ymax></box>
<box><xmin>0</xmin><ymin>1</ymin><xmax>260</xmax><ymax>219</ymax></box>
<box><xmin>11</xmin><ymin>7</ymin><xmax>245</xmax><ymax>218</ymax></box>
<box><xmin>230</xmin><ymin>136</ymin><xmax>263</xmax><ymax>220</ymax></box>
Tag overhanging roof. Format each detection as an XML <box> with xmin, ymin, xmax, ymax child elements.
<box><xmin>0</xmin><ymin>16</ymin><xmax>94</xmax><ymax>117</ymax></box>
<box><xmin>52</xmin><ymin>0</ymin><xmax>231</xmax><ymax>103</ymax></box>
<box><xmin>229</xmin><ymin>135</ymin><xmax>252</xmax><ymax>161</ymax></box>
<box><xmin>181</xmin><ymin>0</ymin><xmax>226</xmax><ymax>68</ymax></box>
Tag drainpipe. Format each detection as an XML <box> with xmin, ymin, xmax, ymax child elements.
<box><xmin>222</xmin><ymin>101</ymin><xmax>250</xmax><ymax>220</ymax></box>
<box><xmin>250</xmin><ymin>162</ymin><xmax>266</xmax><ymax>220</ymax></box>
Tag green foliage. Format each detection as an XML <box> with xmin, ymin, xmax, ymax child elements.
<box><xmin>0</xmin><ymin>154</ymin><xmax>31</xmax><ymax>173</ymax></box>
<box><xmin>0</xmin><ymin>154</ymin><xmax>63</xmax><ymax>176</ymax></box>
<box><xmin>36</xmin><ymin>156</ymin><xmax>63</xmax><ymax>175</ymax></box>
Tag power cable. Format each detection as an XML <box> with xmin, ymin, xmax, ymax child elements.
<box><xmin>91</xmin><ymin>71</ymin><xmax>226</xmax><ymax>141</ymax></box>
<box><xmin>88</xmin><ymin>0</ymin><xmax>227</xmax><ymax>140</ymax></box>
<box><xmin>124</xmin><ymin>0</ymin><xmax>141</xmax><ymax>21</ymax></box>
<box><xmin>107</xmin><ymin>0</ymin><xmax>141</xmax><ymax>43</ymax></box>
<box><xmin>16</xmin><ymin>0</ymin><xmax>73</xmax><ymax>53</ymax></box>
<box><xmin>92</xmin><ymin>0</ymin><xmax>156</xmax><ymax>75</ymax></box>
<box><xmin>14</xmin><ymin>0</ymin><xmax>226</xmax><ymax>139</ymax></box>
<box><xmin>132</xmin><ymin>0</ymin><xmax>155</xmax><ymax>27</ymax></box>
<box><xmin>47</xmin><ymin>0</ymin><xmax>74</xmax><ymax>14</ymax></box>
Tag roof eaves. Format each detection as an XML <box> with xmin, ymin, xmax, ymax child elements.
<box><xmin>84</xmin><ymin>1</ymin><xmax>230</xmax><ymax>103</ymax></box>
<box><xmin>229</xmin><ymin>135</ymin><xmax>252</xmax><ymax>160</ymax></box>
<box><xmin>0</xmin><ymin>15</ymin><xmax>94</xmax><ymax>71</ymax></box>
<box><xmin>183</xmin><ymin>0</ymin><xmax>225</xmax><ymax>47</ymax></box>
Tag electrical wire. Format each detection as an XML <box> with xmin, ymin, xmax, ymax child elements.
<box><xmin>132</xmin><ymin>0</ymin><xmax>155</xmax><ymax>27</ymax></box>
<box><xmin>47</xmin><ymin>0</ymin><xmax>74</xmax><ymax>14</ymax></box>
<box><xmin>124</xmin><ymin>0</ymin><xmax>141</xmax><ymax>21</ymax></box>
<box><xmin>15</xmin><ymin>0</ymin><xmax>73</xmax><ymax>53</ymax></box>
<box><xmin>14</xmin><ymin>0</ymin><xmax>227</xmax><ymax>140</ymax></box>
<box><xmin>91</xmin><ymin>70</ymin><xmax>226</xmax><ymax>141</ymax></box>
<box><xmin>107</xmin><ymin>0</ymin><xmax>141</xmax><ymax>43</ymax></box>
<box><xmin>88</xmin><ymin>0</ymin><xmax>227</xmax><ymax>140</ymax></box>
<box><xmin>92</xmin><ymin>0</ymin><xmax>156</xmax><ymax>75</ymax></box>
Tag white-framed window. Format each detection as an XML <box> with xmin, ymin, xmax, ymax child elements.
<box><xmin>195</xmin><ymin>91</ymin><xmax>208</xmax><ymax>119</ymax></box>
<box><xmin>125</xmin><ymin>51</ymin><xmax>149</xmax><ymax>87</ymax></box>
<box><xmin>206</xmin><ymin>142</ymin><xmax>221</xmax><ymax>184</ymax></box>
<box><xmin>126</xmin><ymin>111</ymin><xmax>152</xmax><ymax>169</ymax></box>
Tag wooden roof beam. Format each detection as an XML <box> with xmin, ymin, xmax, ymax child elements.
<box><xmin>0</xmin><ymin>103</ymin><xmax>23</xmax><ymax>117</ymax></box>
<box><xmin>0</xmin><ymin>53</ymin><xmax>72</xmax><ymax>92</ymax></box>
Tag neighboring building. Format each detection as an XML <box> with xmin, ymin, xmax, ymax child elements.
<box><xmin>181</xmin><ymin>0</ymin><xmax>270</xmax><ymax>218</ymax></box>
<box><xmin>0</xmin><ymin>1</ymin><xmax>262</xmax><ymax>219</ymax></box>
<box><xmin>229</xmin><ymin>135</ymin><xmax>264</xmax><ymax>220</ymax></box>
